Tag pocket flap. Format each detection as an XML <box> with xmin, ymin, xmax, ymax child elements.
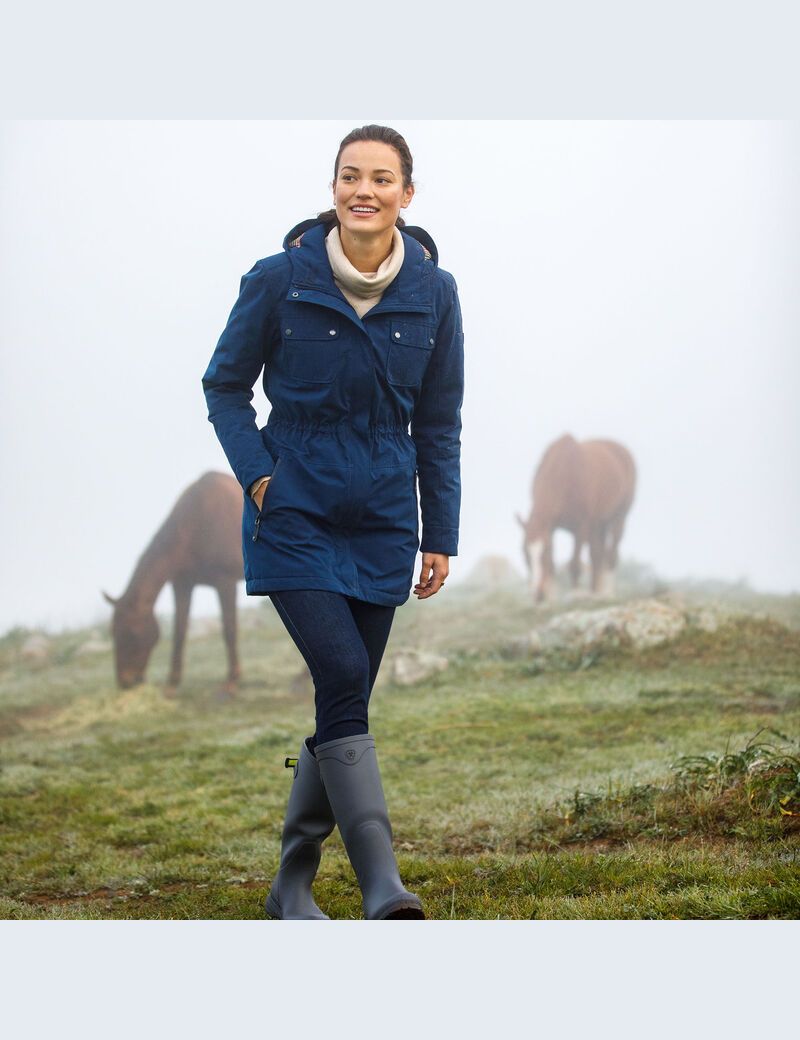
<box><xmin>282</xmin><ymin>317</ymin><xmax>340</xmax><ymax>340</ymax></box>
<box><xmin>389</xmin><ymin>320</ymin><xmax>435</xmax><ymax>349</ymax></box>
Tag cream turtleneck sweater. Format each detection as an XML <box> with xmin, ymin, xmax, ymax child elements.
<box><xmin>324</xmin><ymin>224</ymin><xmax>405</xmax><ymax>318</ymax></box>
<box><xmin>249</xmin><ymin>225</ymin><xmax>404</xmax><ymax>498</ymax></box>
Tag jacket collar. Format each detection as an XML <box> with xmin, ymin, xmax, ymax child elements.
<box><xmin>281</xmin><ymin>219</ymin><xmax>437</xmax><ymax>318</ymax></box>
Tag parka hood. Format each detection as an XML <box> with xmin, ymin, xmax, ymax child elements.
<box><xmin>282</xmin><ymin>217</ymin><xmax>439</xmax><ymax>267</ymax></box>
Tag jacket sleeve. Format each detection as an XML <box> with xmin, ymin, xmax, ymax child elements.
<box><xmin>201</xmin><ymin>261</ymin><xmax>278</xmax><ymax>493</ymax></box>
<box><xmin>410</xmin><ymin>278</ymin><xmax>465</xmax><ymax>556</ymax></box>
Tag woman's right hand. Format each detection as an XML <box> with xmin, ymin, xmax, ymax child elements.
<box><xmin>254</xmin><ymin>476</ymin><xmax>271</xmax><ymax>510</ymax></box>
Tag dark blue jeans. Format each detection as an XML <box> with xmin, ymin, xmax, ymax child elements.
<box><xmin>268</xmin><ymin>590</ymin><xmax>397</xmax><ymax>749</ymax></box>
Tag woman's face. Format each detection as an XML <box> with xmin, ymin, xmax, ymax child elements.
<box><xmin>332</xmin><ymin>140</ymin><xmax>414</xmax><ymax>238</ymax></box>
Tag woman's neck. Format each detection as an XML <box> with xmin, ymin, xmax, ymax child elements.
<box><xmin>338</xmin><ymin>225</ymin><xmax>395</xmax><ymax>273</ymax></box>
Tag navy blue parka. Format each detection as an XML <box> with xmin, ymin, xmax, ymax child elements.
<box><xmin>201</xmin><ymin>217</ymin><xmax>464</xmax><ymax>606</ymax></box>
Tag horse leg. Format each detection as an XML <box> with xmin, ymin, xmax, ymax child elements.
<box><xmin>539</xmin><ymin>532</ymin><xmax>557</xmax><ymax>602</ymax></box>
<box><xmin>215</xmin><ymin>579</ymin><xmax>241</xmax><ymax>701</ymax></box>
<box><xmin>565</xmin><ymin>536</ymin><xmax>582</xmax><ymax>586</ymax></box>
<box><xmin>588</xmin><ymin>525</ymin><xmax>607</xmax><ymax>597</ymax></box>
<box><xmin>566</xmin><ymin>534</ymin><xmax>583</xmax><ymax>599</ymax></box>
<box><xmin>602</xmin><ymin>512</ymin><xmax>627</xmax><ymax>598</ymax></box>
<box><xmin>165</xmin><ymin>578</ymin><xmax>193</xmax><ymax>697</ymax></box>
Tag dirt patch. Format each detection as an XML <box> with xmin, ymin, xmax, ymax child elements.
<box><xmin>0</xmin><ymin>702</ymin><xmax>61</xmax><ymax>738</ymax></box>
<box><xmin>16</xmin><ymin>876</ymin><xmax>272</xmax><ymax>907</ymax></box>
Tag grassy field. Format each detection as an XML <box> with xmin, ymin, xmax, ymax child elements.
<box><xmin>1</xmin><ymin>573</ymin><xmax>798</xmax><ymax>920</ymax></box>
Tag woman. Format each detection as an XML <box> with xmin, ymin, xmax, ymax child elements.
<box><xmin>202</xmin><ymin>124</ymin><xmax>464</xmax><ymax>920</ymax></box>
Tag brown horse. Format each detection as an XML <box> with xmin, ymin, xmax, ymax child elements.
<box><xmin>515</xmin><ymin>434</ymin><xmax>636</xmax><ymax>602</ymax></box>
<box><xmin>102</xmin><ymin>471</ymin><xmax>245</xmax><ymax>698</ymax></box>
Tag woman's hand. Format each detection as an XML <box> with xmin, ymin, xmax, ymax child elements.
<box><xmin>253</xmin><ymin>476</ymin><xmax>271</xmax><ymax>510</ymax></box>
<box><xmin>413</xmin><ymin>552</ymin><xmax>449</xmax><ymax>599</ymax></box>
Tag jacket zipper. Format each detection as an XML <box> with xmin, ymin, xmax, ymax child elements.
<box><xmin>252</xmin><ymin>457</ymin><xmax>282</xmax><ymax>541</ymax></box>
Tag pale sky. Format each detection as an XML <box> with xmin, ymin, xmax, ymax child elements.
<box><xmin>1</xmin><ymin>119</ymin><xmax>797</xmax><ymax>634</ymax></box>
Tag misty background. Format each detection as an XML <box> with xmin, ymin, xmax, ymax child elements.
<box><xmin>1</xmin><ymin>119</ymin><xmax>797</xmax><ymax>635</ymax></box>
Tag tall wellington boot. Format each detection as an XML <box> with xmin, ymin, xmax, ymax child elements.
<box><xmin>265</xmin><ymin>736</ymin><xmax>336</xmax><ymax>920</ymax></box>
<box><xmin>315</xmin><ymin>733</ymin><xmax>425</xmax><ymax>920</ymax></box>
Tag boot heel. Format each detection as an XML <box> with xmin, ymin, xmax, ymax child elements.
<box><xmin>265</xmin><ymin>892</ymin><xmax>283</xmax><ymax>919</ymax></box>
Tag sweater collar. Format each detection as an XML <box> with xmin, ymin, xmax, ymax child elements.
<box><xmin>324</xmin><ymin>224</ymin><xmax>405</xmax><ymax>298</ymax></box>
<box><xmin>282</xmin><ymin>219</ymin><xmax>436</xmax><ymax>315</ymax></box>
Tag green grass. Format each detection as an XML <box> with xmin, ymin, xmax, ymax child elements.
<box><xmin>1</xmin><ymin>581</ymin><xmax>798</xmax><ymax>919</ymax></box>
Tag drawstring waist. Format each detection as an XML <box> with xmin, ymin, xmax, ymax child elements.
<box><xmin>268</xmin><ymin>419</ymin><xmax>408</xmax><ymax>434</ymax></box>
<box><xmin>263</xmin><ymin>418</ymin><xmax>416</xmax><ymax>471</ymax></box>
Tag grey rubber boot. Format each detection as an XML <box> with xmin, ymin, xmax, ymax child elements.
<box><xmin>265</xmin><ymin>736</ymin><xmax>336</xmax><ymax>920</ymax></box>
<box><xmin>315</xmin><ymin>733</ymin><xmax>425</xmax><ymax>920</ymax></box>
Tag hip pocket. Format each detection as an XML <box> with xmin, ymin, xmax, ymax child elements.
<box><xmin>252</xmin><ymin>455</ymin><xmax>285</xmax><ymax>541</ymax></box>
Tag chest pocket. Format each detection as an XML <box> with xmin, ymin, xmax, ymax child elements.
<box><xmin>386</xmin><ymin>320</ymin><xmax>436</xmax><ymax>387</ymax></box>
<box><xmin>281</xmin><ymin>317</ymin><xmax>348</xmax><ymax>383</ymax></box>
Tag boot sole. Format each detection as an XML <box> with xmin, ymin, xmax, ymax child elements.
<box><xmin>372</xmin><ymin>894</ymin><xmax>426</xmax><ymax>920</ymax></box>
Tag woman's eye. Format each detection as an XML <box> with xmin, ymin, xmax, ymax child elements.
<box><xmin>340</xmin><ymin>175</ymin><xmax>391</xmax><ymax>184</ymax></box>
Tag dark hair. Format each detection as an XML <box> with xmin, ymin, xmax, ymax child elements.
<box><xmin>316</xmin><ymin>124</ymin><xmax>414</xmax><ymax>230</ymax></box>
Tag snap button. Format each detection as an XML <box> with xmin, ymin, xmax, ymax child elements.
<box><xmin>394</xmin><ymin>331</ymin><xmax>401</xmax><ymax>339</ymax></box>
<box><xmin>285</xmin><ymin>328</ymin><xmax>292</xmax><ymax>336</ymax></box>
<box><xmin>329</xmin><ymin>329</ymin><xmax>336</xmax><ymax>336</ymax></box>
<box><xmin>291</xmin><ymin>291</ymin><xmax>300</xmax><ymax>297</ymax></box>
<box><xmin>429</xmin><ymin>338</ymin><xmax>435</xmax><ymax>345</ymax></box>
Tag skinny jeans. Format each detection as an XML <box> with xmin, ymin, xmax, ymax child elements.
<box><xmin>267</xmin><ymin>589</ymin><xmax>396</xmax><ymax>749</ymax></box>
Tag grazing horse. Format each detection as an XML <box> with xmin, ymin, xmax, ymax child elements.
<box><xmin>515</xmin><ymin>434</ymin><xmax>636</xmax><ymax>602</ymax></box>
<box><xmin>102</xmin><ymin>471</ymin><xmax>245</xmax><ymax>698</ymax></box>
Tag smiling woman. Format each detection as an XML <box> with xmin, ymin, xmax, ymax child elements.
<box><xmin>201</xmin><ymin>123</ymin><xmax>465</xmax><ymax>921</ymax></box>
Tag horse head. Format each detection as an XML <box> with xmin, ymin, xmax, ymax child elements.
<box><xmin>102</xmin><ymin>589</ymin><xmax>160</xmax><ymax>689</ymax></box>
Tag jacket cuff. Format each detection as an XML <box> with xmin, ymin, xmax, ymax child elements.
<box><xmin>238</xmin><ymin>452</ymin><xmax>277</xmax><ymax>497</ymax></box>
<box><xmin>419</xmin><ymin>526</ymin><xmax>459</xmax><ymax>556</ymax></box>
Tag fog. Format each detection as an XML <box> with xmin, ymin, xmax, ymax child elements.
<box><xmin>1</xmin><ymin>119</ymin><xmax>797</xmax><ymax>634</ymax></box>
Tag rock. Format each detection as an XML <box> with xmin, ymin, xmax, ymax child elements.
<box><xmin>681</xmin><ymin>604</ymin><xmax>725</xmax><ymax>632</ymax></box>
<box><xmin>19</xmin><ymin>633</ymin><xmax>52</xmax><ymax>662</ymax></box>
<box><xmin>391</xmin><ymin>649</ymin><xmax>450</xmax><ymax>685</ymax></box>
<box><xmin>74</xmin><ymin>637</ymin><xmax>112</xmax><ymax>656</ymax></box>
<box><xmin>534</xmin><ymin>598</ymin><xmax>688</xmax><ymax>652</ymax></box>
<box><xmin>618</xmin><ymin>601</ymin><xmax>687</xmax><ymax>647</ymax></box>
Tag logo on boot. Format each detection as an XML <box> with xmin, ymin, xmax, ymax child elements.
<box><xmin>346</xmin><ymin>749</ymin><xmax>356</xmax><ymax>761</ymax></box>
